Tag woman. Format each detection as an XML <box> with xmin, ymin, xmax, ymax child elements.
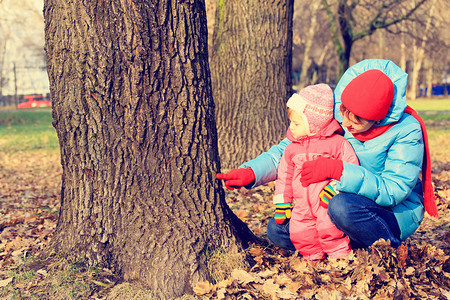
<box><xmin>216</xmin><ymin>59</ymin><xmax>438</xmax><ymax>250</ymax></box>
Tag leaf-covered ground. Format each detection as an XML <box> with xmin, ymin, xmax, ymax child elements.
<box><xmin>0</xmin><ymin>146</ymin><xmax>449</xmax><ymax>298</ymax></box>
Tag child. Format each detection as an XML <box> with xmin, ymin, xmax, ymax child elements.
<box><xmin>273</xmin><ymin>84</ymin><xmax>359</xmax><ymax>261</ymax></box>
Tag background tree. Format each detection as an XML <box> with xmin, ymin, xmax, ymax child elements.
<box><xmin>408</xmin><ymin>0</ymin><xmax>436</xmax><ymax>99</ymax></box>
<box><xmin>296</xmin><ymin>1</ymin><xmax>322</xmax><ymax>90</ymax></box>
<box><xmin>321</xmin><ymin>0</ymin><xmax>427</xmax><ymax>78</ymax></box>
<box><xmin>43</xmin><ymin>0</ymin><xmax>256</xmax><ymax>298</ymax></box>
<box><xmin>210</xmin><ymin>0</ymin><xmax>294</xmax><ymax>169</ymax></box>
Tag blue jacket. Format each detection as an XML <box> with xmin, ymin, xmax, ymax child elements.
<box><xmin>242</xmin><ymin>59</ymin><xmax>425</xmax><ymax>240</ymax></box>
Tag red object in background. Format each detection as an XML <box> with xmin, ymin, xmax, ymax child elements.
<box><xmin>16</xmin><ymin>94</ymin><xmax>52</xmax><ymax>109</ymax></box>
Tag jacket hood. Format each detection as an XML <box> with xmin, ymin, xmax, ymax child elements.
<box><xmin>286</xmin><ymin>119</ymin><xmax>343</xmax><ymax>142</ymax></box>
<box><xmin>333</xmin><ymin>59</ymin><xmax>408</xmax><ymax>126</ymax></box>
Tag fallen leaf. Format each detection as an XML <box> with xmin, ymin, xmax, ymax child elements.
<box><xmin>258</xmin><ymin>268</ymin><xmax>277</xmax><ymax>278</ymax></box>
<box><xmin>193</xmin><ymin>280</ymin><xmax>214</xmax><ymax>296</ymax></box>
<box><xmin>236</xmin><ymin>210</ymin><xmax>248</xmax><ymax>219</ymax></box>
<box><xmin>249</xmin><ymin>247</ymin><xmax>265</xmax><ymax>257</ymax></box>
<box><xmin>36</xmin><ymin>269</ymin><xmax>47</xmax><ymax>276</ymax></box>
<box><xmin>257</xmin><ymin>279</ymin><xmax>280</xmax><ymax>300</ymax></box>
<box><xmin>276</xmin><ymin>287</ymin><xmax>298</xmax><ymax>299</ymax></box>
<box><xmin>231</xmin><ymin>269</ymin><xmax>262</xmax><ymax>284</ymax></box>
<box><xmin>0</xmin><ymin>277</ymin><xmax>13</xmax><ymax>288</ymax></box>
<box><xmin>397</xmin><ymin>244</ymin><xmax>408</xmax><ymax>268</ymax></box>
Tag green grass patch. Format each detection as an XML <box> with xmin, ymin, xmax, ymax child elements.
<box><xmin>407</xmin><ymin>98</ymin><xmax>450</xmax><ymax>113</ymax></box>
<box><xmin>0</xmin><ymin>108</ymin><xmax>59</xmax><ymax>153</ymax></box>
<box><xmin>407</xmin><ymin>99</ymin><xmax>450</xmax><ymax>122</ymax></box>
<box><xmin>407</xmin><ymin>98</ymin><xmax>450</xmax><ymax>162</ymax></box>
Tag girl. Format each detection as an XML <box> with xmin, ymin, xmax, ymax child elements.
<box><xmin>272</xmin><ymin>84</ymin><xmax>358</xmax><ymax>260</ymax></box>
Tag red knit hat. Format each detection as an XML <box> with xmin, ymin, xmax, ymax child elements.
<box><xmin>341</xmin><ymin>69</ymin><xmax>395</xmax><ymax>121</ymax></box>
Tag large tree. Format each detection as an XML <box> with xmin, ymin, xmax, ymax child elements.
<box><xmin>43</xmin><ymin>0</ymin><xmax>256</xmax><ymax>298</ymax></box>
<box><xmin>322</xmin><ymin>0</ymin><xmax>427</xmax><ymax>78</ymax></box>
<box><xmin>210</xmin><ymin>0</ymin><xmax>294</xmax><ymax>169</ymax></box>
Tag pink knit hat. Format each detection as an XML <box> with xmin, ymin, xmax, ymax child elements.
<box><xmin>287</xmin><ymin>84</ymin><xmax>334</xmax><ymax>134</ymax></box>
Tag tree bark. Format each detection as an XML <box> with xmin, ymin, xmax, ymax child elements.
<box><xmin>210</xmin><ymin>0</ymin><xmax>293</xmax><ymax>169</ymax></box>
<box><xmin>298</xmin><ymin>1</ymin><xmax>321</xmax><ymax>90</ymax></box>
<box><xmin>43</xmin><ymin>0</ymin><xmax>256</xmax><ymax>298</ymax></box>
<box><xmin>426</xmin><ymin>58</ymin><xmax>433</xmax><ymax>98</ymax></box>
<box><xmin>409</xmin><ymin>0</ymin><xmax>436</xmax><ymax>100</ymax></box>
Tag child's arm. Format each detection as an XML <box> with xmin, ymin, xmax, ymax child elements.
<box><xmin>240</xmin><ymin>138</ymin><xmax>291</xmax><ymax>188</ymax></box>
<box><xmin>273</xmin><ymin>149</ymin><xmax>294</xmax><ymax>224</ymax></box>
<box><xmin>273</xmin><ymin>148</ymin><xmax>295</xmax><ymax>203</ymax></box>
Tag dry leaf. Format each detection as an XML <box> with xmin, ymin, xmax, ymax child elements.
<box><xmin>236</xmin><ymin>210</ymin><xmax>248</xmax><ymax>219</ymax></box>
<box><xmin>231</xmin><ymin>269</ymin><xmax>262</xmax><ymax>284</ymax></box>
<box><xmin>216</xmin><ymin>287</ymin><xmax>226</xmax><ymax>300</ymax></box>
<box><xmin>249</xmin><ymin>247</ymin><xmax>265</xmax><ymax>257</ymax></box>
<box><xmin>290</xmin><ymin>256</ymin><xmax>309</xmax><ymax>272</ymax></box>
<box><xmin>274</xmin><ymin>273</ymin><xmax>292</xmax><ymax>286</ymax></box>
<box><xmin>258</xmin><ymin>268</ymin><xmax>277</xmax><ymax>278</ymax></box>
<box><xmin>288</xmin><ymin>280</ymin><xmax>302</xmax><ymax>292</ymax></box>
<box><xmin>193</xmin><ymin>280</ymin><xmax>214</xmax><ymax>296</ymax></box>
<box><xmin>397</xmin><ymin>244</ymin><xmax>408</xmax><ymax>268</ymax></box>
<box><xmin>276</xmin><ymin>287</ymin><xmax>298</xmax><ymax>299</ymax></box>
<box><xmin>0</xmin><ymin>277</ymin><xmax>13</xmax><ymax>288</ymax></box>
<box><xmin>258</xmin><ymin>279</ymin><xmax>280</xmax><ymax>300</ymax></box>
<box><xmin>216</xmin><ymin>278</ymin><xmax>233</xmax><ymax>289</ymax></box>
<box><xmin>405</xmin><ymin>266</ymin><xmax>415</xmax><ymax>276</ymax></box>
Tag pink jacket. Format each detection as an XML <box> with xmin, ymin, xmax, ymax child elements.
<box><xmin>274</xmin><ymin>119</ymin><xmax>358</xmax><ymax>204</ymax></box>
<box><xmin>274</xmin><ymin>119</ymin><xmax>359</xmax><ymax>259</ymax></box>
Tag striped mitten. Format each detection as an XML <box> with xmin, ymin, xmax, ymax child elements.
<box><xmin>319</xmin><ymin>184</ymin><xmax>337</xmax><ymax>208</ymax></box>
<box><xmin>274</xmin><ymin>203</ymin><xmax>291</xmax><ymax>225</ymax></box>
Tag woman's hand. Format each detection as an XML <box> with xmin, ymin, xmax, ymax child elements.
<box><xmin>300</xmin><ymin>158</ymin><xmax>343</xmax><ymax>187</ymax></box>
<box><xmin>216</xmin><ymin>168</ymin><xmax>255</xmax><ymax>190</ymax></box>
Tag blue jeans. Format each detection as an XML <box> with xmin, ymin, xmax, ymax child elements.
<box><xmin>266</xmin><ymin>217</ymin><xmax>296</xmax><ymax>251</ymax></box>
<box><xmin>266</xmin><ymin>192</ymin><xmax>402</xmax><ymax>250</ymax></box>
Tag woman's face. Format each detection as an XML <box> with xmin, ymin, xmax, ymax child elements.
<box><xmin>340</xmin><ymin>106</ymin><xmax>375</xmax><ymax>134</ymax></box>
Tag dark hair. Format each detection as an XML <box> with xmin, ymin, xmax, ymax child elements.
<box><xmin>340</xmin><ymin>104</ymin><xmax>371</xmax><ymax>125</ymax></box>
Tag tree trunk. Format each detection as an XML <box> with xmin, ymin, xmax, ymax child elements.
<box><xmin>378</xmin><ymin>30</ymin><xmax>384</xmax><ymax>58</ymax></box>
<box><xmin>43</xmin><ymin>0</ymin><xmax>256</xmax><ymax>298</ymax></box>
<box><xmin>409</xmin><ymin>0</ymin><xmax>436</xmax><ymax>100</ymax></box>
<box><xmin>322</xmin><ymin>0</ymin><xmax>351</xmax><ymax>79</ymax></box>
<box><xmin>311</xmin><ymin>42</ymin><xmax>331</xmax><ymax>85</ymax></box>
<box><xmin>400</xmin><ymin>33</ymin><xmax>407</xmax><ymax>71</ymax></box>
<box><xmin>210</xmin><ymin>0</ymin><xmax>293</xmax><ymax>169</ymax></box>
<box><xmin>298</xmin><ymin>1</ymin><xmax>321</xmax><ymax>90</ymax></box>
<box><xmin>427</xmin><ymin>58</ymin><xmax>433</xmax><ymax>98</ymax></box>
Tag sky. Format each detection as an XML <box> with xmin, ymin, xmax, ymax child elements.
<box><xmin>0</xmin><ymin>0</ymin><xmax>48</xmax><ymax>96</ymax></box>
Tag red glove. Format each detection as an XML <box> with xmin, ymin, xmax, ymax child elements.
<box><xmin>300</xmin><ymin>157</ymin><xmax>343</xmax><ymax>187</ymax></box>
<box><xmin>216</xmin><ymin>168</ymin><xmax>255</xmax><ymax>190</ymax></box>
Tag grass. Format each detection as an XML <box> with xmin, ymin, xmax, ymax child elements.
<box><xmin>408</xmin><ymin>97</ymin><xmax>450</xmax><ymax>162</ymax></box>
<box><xmin>0</xmin><ymin>108</ymin><xmax>59</xmax><ymax>153</ymax></box>
<box><xmin>407</xmin><ymin>98</ymin><xmax>450</xmax><ymax>112</ymax></box>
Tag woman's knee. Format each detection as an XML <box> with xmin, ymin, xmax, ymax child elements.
<box><xmin>328</xmin><ymin>194</ymin><xmax>348</xmax><ymax>216</ymax></box>
<box><xmin>328</xmin><ymin>193</ymin><xmax>352</xmax><ymax>228</ymax></box>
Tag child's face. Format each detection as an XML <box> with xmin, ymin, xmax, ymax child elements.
<box><xmin>289</xmin><ymin>110</ymin><xmax>309</xmax><ymax>139</ymax></box>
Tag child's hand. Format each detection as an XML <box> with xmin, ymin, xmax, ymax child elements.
<box><xmin>216</xmin><ymin>168</ymin><xmax>255</xmax><ymax>190</ymax></box>
<box><xmin>274</xmin><ymin>203</ymin><xmax>291</xmax><ymax>224</ymax></box>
